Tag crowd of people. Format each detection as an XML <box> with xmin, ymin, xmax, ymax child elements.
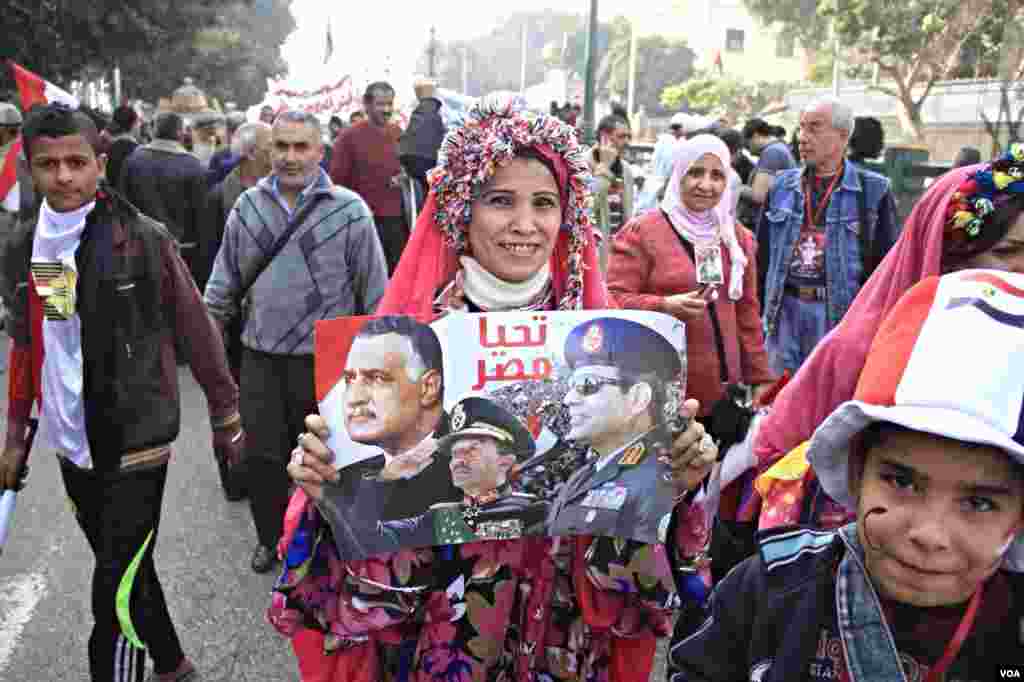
<box><xmin>0</xmin><ymin>72</ymin><xmax>1022</xmax><ymax>682</ymax></box>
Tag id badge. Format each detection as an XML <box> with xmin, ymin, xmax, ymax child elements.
<box><xmin>695</xmin><ymin>245</ymin><xmax>724</xmax><ymax>286</ymax></box>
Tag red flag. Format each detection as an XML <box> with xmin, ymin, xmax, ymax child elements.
<box><xmin>712</xmin><ymin>49</ymin><xmax>724</xmax><ymax>75</ymax></box>
<box><xmin>0</xmin><ymin>138</ymin><xmax>21</xmax><ymax>212</ymax></box>
<box><xmin>8</xmin><ymin>61</ymin><xmax>79</xmax><ymax>111</ymax></box>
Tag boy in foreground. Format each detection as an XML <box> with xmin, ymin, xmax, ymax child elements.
<box><xmin>670</xmin><ymin>270</ymin><xmax>1024</xmax><ymax>681</ymax></box>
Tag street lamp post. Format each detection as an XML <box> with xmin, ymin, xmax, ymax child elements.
<box><xmin>582</xmin><ymin>0</ymin><xmax>599</xmax><ymax>145</ymax></box>
<box><xmin>429</xmin><ymin>26</ymin><xmax>438</xmax><ymax>78</ymax></box>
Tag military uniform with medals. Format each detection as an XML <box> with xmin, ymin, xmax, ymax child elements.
<box><xmin>379</xmin><ymin>397</ymin><xmax>549</xmax><ymax>549</ymax></box>
<box><xmin>546</xmin><ymin>428</ymin><xmax>675</xmax><ymax>542</ymax></box>
<box><xmin>545</xmin><ymin>316</ymin><xmax>682</xmax><ymax>543</ymax></box>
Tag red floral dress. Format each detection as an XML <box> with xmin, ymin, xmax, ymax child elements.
<box><xmin>267</xmin><ymin>295</ymin><xmax>712</xmax><ymax>682</ymax></box>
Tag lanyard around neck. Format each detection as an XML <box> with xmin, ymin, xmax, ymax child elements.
<box><xmin>804</xmin><ymin>166</ymin><xmax>843</xmax><ymax>228</ymax></box>
<box><xmin>923</xmin><ymin>584</ymin><xmax>983</xmax><ymax>682</ymax></box>
<box><xmin>837</xmin><ymin>582</ymin><xmax>983</xmax><ymax>682</ymax></box>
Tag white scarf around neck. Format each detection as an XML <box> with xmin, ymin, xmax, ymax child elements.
<box><xmin>459</xmin><ymin>256</ymin><xmax>552</xmax><ymax>311</ymax></box>
<box><xmin>39</xmin><ymin>198</ymin><xmax>95</xmax><ymax>242</ymax></box>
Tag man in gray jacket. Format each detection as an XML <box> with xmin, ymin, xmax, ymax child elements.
<box><xmin>205</xmin><ymin>110</ymin><xmax>389</xmax><ymax>573</ymax></box>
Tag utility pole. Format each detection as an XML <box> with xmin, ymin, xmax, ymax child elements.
<box><xmin>582</xmin><ymin>0</ymin><xmax>599</xmax><ymax>145</ymax></box>
<box><xmin>627</xmin><ymin>17</ymin><xmax>638</xmax><ymax>123</ymax></box>
<box><xmin>520</xmin><ymin>21</ymin><xmax>528</xmax><ymax>94</ymax></box>
<box><xmin>428</xmin><ymin>26</ymin><xmax>437</xmax><ymax>78</ymax></box>
<box><xmin>462</xmin><ymin>46</ymin><xmax>469</xmax><ymax>95</ymax></box>
<box><xmin>831</xmin><ymin>19</ymin><xmax>840</xmax><ymax>97</ymax></box>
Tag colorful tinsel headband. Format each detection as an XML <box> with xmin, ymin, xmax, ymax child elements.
<box><xmin>428</xmin><ymin>92</ymin><xmax>593</xmax><ymax>251</ymax></box>
<box><xmin>946</xmin><ymin>143</ymin><xmax>1024</xmax><ymax>246</ymax></box>
<box><xmin>427</xmin><ymin>92</ymin><xmax>595</xmax><ymax>309</ymax></box>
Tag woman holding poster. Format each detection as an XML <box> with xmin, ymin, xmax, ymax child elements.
<box><xmin>269</xmin><ymin>94</ymin><xmax>719</xmax><ymax>682</ymax></box>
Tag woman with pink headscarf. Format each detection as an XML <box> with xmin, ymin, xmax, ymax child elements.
<box><xmin>608</xmin><ymin>134</ymin><xmax>775</xmax><ymax>428</ymax></box>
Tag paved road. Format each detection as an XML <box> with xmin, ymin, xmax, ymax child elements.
<box><xmin>0</xmin><ymin>366</ymin><xmax>673</xmax><ymax>682</ymax></box>
<box><xmin>0</xmin><ymin>367</ymin><xmax>298</xmax><ymax>682</ymax></box>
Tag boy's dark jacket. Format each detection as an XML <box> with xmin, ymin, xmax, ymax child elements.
<box><xmin>2</xmin><ymin>187</ymin><xmax>238</xmax><ymax>472</ymax></box>
<box><xmin>669</xmin><ymin>526</ymin><xmax>1024</xmax><ymax>682</ymax></box>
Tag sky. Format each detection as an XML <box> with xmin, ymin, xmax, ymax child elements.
<box><xmin>280</xmin><ymin>0</ymin><xmax>685</xmax><ymax>95</ymax></box>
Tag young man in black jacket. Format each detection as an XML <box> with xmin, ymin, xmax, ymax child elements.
<box><xmin>670</xmin><ymin>272</ymin><xmax>1024</xmax><ymax>682</ymax></box>
<box><xmin>0</xmin><ymin>104</ymin><xmax>243</xmax><ymax>682</ymax></box>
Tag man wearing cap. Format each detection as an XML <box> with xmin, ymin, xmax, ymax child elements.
<box><xmin>547</xmin><ymin>317</ymin><xmax>682</xmax><ymax>543</ymax></box>
<box><xmin>0</xmin><ymin>103</ymin><xmax>25</xmax><ymax>227</ymax></box>
<box><xmin>0</xmin><ymin>103</ymin><xmax>22</xmax><ymax>167</ymax></box>
<box><xmin>380</xmin><ymin>396</ymin><xmax>548</xmax><ymax>548</ymax></box>
<box><xmin>190</xmin><ymin>110</ymin><xmax>225</xmax><ymax>166</ymax></box>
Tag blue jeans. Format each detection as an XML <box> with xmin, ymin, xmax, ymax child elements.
<box><xmin>765</xmin><ymin>293</ymin><xmax>828</xmax><ymax>375</ymax></box>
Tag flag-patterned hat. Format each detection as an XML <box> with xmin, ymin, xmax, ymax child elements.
<box><xmin>807</xmin><ymin>269</ymin><xmax>1024</xmax><ymax>571</ymax></box>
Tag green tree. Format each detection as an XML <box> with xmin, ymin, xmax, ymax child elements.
<box><xmin>661</xmin><ymin>71</ymin><xmax>799</xmax><ymax>119</ymax></box>
<box><xmin>599</xmin><ymin>16</ymin><xmax>696</xmax><ymax>115</ymax></box>
<box><xmin>743</xmin><ymin>0</ymin><xmax>1022</xmax><ymax>142</ymax></box>
<box><xmin>1</xmin><ymin>1</ymin><xmax>294</xmax><ymax>109</ymax></box>
<box><xmin>119</xmin><ymin>0</ymin><xmax>295</xmax><ymax>106</ymax></box>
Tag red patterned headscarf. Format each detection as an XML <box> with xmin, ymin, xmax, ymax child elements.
<box><xmin>377</xmin><ymin>93</ymin><xmax>609</xmax><ymax>316</ymax></box>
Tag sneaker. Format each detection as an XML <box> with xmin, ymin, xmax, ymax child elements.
<box><xmin>149</xmin><ymin>658</ymin><xmax>197</xmax><ymax>682</ymax></box>
<box><xmin>251</xmin><ymin>545</ymin><xmax>279</xmax><ymax>574</ymax></box>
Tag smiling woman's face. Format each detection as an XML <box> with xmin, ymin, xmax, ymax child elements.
<box><xmin>680</xmin><ymin>153</ymin><xmax>726</xmax><ymax>214</ymax></box>
<box><xmin>466</xmin><ymin>156</ymin><xmax>562</xmax><ymax>284</ymax></box>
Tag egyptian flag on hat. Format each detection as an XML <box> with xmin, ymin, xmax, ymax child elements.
<box><xmin>807</xmin><ymin>269</ymin><xmax>1024</xmax><ymax>570</ymax></box>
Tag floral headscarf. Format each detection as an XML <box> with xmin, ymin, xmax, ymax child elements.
<box><xmin>377</xmin><ymin>92</ymin><xmax>608</xmax><ymax>316</ymax></box>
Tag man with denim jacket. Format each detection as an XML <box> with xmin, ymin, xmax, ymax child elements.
<box><xmin>756</xmin><ymin>97</ymin><xmax>899</xmax><ymax>375</ymax></box>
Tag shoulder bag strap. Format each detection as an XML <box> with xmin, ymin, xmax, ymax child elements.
<box><xmin>236</xmin><ymin>204</ymin><xmax>308</xmax><ymax>305</ymax></box>
<box><xmin>661</xmin><ymin>210</ymin><xmax>730</xmax><ymax>385</ymax></box>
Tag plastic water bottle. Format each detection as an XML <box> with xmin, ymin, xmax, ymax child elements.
<box><xmin>0</xmin><ymin>490</ymin><xmax>16</xmax><ymax>557</ymax></box>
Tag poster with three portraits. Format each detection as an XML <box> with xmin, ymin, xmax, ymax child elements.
<box><xmin>314</xmin><ymin>310</ymin><xmax>686</xmax><ymax>561</ymax></box>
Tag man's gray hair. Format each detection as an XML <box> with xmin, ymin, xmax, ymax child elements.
<box><xmin>233</xmin><ymin>121</ymin><xmax>271</xmax><ymax>158</ymax></box>
<box><xmin>273</xmin><ymin>109</ymin><xmax>322</xmax><ymax>138</ymax></box>
<box><xmin>806</xmin><ymin>96</ymin><xmax>854</xmax><ymax>139</ymax></box>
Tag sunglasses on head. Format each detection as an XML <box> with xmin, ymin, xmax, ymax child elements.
<box><xmin>569</xmin><ymin>375</ymin><xmax>625</xmax><ymax>396</ymax></box>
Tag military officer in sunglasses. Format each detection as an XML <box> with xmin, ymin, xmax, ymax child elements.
<box><xmin>546</xmin><ymin>317</ymin><xmax>682</xmax><ymax>543</ymax></box>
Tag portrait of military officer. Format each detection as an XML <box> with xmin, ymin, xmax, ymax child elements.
<box><xmin>318</xmin><ymin>315</ymin><xmax>461</xmax><ymax>559</ymax></box>
<box><xmin>380</xmin><ymin>396</ymin><xmax>548</xmax><ymax>548</ymax></box>
<box><xmin>546</xmin><ymin>317</ymin><xmax>681</xmax><ymax>543</ymax></box>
